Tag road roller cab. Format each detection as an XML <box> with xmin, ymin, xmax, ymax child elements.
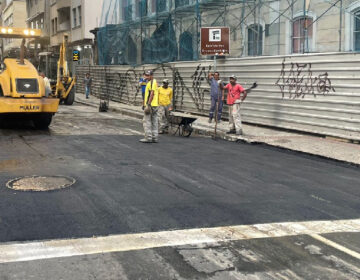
<box><xmin>0</xmin><ymin>27</ymin><xmax>59</xmax><ymax>129</ymax></box>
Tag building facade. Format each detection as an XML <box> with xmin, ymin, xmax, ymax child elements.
<box><xmin>25</xmin><ymin>0</ymin><xmax>104</xmax><ymax>77</ymax></box>
<box><xmin>98</xmin><ymin>0</ymin><xmax>360</xmax><ymax>65</ymax></box>
<box><xmin>1</xmin><ymin>0</ymin><xmax>27</xmax><ymax>56</ymax></box>
<box><xmin>49</xmin><ymin>0</ymin><xmax>104</xmax><ymax>65</ymax></box>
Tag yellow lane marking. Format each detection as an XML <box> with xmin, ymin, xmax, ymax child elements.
<box><xmin>0</xmin><ymin>218</ymin><xmax>359</xmax><ymax>264</ymax></box>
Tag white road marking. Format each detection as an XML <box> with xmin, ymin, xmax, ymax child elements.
<box><xmin>311</xmin><ymin>234</ymin><xmax>360</xmax><ymax>260</ymax></box>
<box><xmin>0</xmin><ymin>218</ymin><xmax>359</xmax><ymax>264</ymax></box>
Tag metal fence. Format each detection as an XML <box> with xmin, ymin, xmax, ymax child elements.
<box><xmin>76</xmin><ymin>52</ymin><xmax>360</xmax><ymax>140</ymax></box>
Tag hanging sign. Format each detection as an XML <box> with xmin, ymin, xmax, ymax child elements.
<box><xmin>73</xmin><ymin>50</ymin><xmax>80</xmax><ymax>61</ymax></box>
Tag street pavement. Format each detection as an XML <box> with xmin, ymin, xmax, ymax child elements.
<box><xmin>0</xmin><ymin>103</ymin><xmax>359</xmax><ymax>279</ymax></box>
<box><xmin>75</xmin><ymin>94</ymin><xmax>360</xmax><ymax>166</ymax></box>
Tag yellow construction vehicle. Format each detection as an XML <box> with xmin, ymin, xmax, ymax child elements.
<box><xmin>53</xmin><ymin>34</ymin><xmax>76</xmax><ymax>105</ymax></box>
<box><xmin>0</xmin><ymin>27</ymin><xmax>59</xmax><ymax>129</ymax></box>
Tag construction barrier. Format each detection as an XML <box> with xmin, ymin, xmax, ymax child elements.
<box><xmin>76</xmin><ymin>52</ymin><xmax>360</xmax><ymax>141</ymax></box>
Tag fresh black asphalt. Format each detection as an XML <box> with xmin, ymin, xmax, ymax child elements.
<box><xmin>0</xmin><ymin>105</ymin><xmax>359</xmax><ymax>279</ymax></box>
<box><xmin>0</xmin><ymin>114</ymin><xmax>358</xmax><ymax>243</ymax></box>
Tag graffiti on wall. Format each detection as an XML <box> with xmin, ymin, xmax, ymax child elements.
<box><xmin>276</xmin><ymin>59</ymin><xmax>335</xmax><ymax>99</ymax></box>
<box><xmin>78</xmin><ymin>63</ymin><xmax>215</xmax><ymax>111</ymax></box>
<box><xmin>116</xmin><ymin>69</ymin><xmax>142</xmax><ymax>104</ymax></box>
<box><xmin>190</xmin><ymin>65</ymin><xmax>211</xmax><ymax>112</ymax></box>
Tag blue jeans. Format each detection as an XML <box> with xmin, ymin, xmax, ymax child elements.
<box><xmin>85</xmin><ymin>86</ymin><xmax>91</xmax><ymax>98</ymax></box>
<box><xmin>209</xmin><ymin>95</ymin><xmax>223</xmax><ymax>121</ymax></box>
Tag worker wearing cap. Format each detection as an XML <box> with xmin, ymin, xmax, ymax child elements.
<box><xmin>158</xmin><ymin>79</ymin><xmax>173</xmax><ymax>134</ymax></box>
<box><xmin>140</xmin><ymin>70</ymin><xmax>159</xmax><ymax>143</ymax></box>
<box><xmin>224</xmin><ymin>75</ymin><xmax>246</xmax><ymax>135</ymax></box>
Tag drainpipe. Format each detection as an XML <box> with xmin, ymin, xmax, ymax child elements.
<box><xmin>339</xmin><ymin>0</ymin><xmax>343</xmax><ymax>51</ymax></box>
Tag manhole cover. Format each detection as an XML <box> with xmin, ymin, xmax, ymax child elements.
<box><xmin>6</xmin><ymin>176</ymin><xmax>76</xmax><ymax>192</ymax></box>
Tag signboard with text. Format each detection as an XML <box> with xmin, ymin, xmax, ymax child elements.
<box><xmin>201</xmin><ymin>27</ymin><xmax>230</xmax><ymax>56</ymax></box>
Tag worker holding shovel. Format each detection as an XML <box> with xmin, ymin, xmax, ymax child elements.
<box><xmin>208</xmin><ymin>72</ymin><xmax>225</xmax><ymax>124</ymax></box>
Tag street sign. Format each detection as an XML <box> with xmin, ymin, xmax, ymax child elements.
<box><xmin>73</xmin><ymin>50</ymin><xmax>80</xmax><ymax>62</ymax></box>
<box><xmin>201</xmin><ymin>27</ymin><xmax>230</xmax><ymax>56</ymax></box>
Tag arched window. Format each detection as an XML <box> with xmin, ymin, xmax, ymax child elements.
<box><xmin>179</xmin><ymin>32</ymin><xmax>193</xmax><ymax>61</ymax></box>
<box><xmin>292</xmin><ymin>16</ymin><xmax>313</xmax><ymax>53</ymax></box>
<box><xmin>354</xmin><ymin>10</ymin><xmax>360</xmax><ymax>51</ymax></box>
<box><xmin>127</xmin><ymin>36</ymin><xmax>137</xmax><ymax>65</ymax></box>
<box><xmin>247</xmin><ymin>24</ymin><xmax>263</xmax><ymax>56</ymax></box>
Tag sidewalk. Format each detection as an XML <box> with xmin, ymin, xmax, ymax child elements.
<box><xmin>75</xmin><ymin>94</ymin><xmax>360</xmax><ymax>166</ymax></box>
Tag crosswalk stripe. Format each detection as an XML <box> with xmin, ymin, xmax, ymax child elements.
<box><xmin>311</xmin><ymin>234</ymin><xmax>360</xmax><ymax>260</ymax></box>
<box><xmin>0</xmin><ymin>218</ymin><xmax>359</xmax><ymax>264</ymax></box>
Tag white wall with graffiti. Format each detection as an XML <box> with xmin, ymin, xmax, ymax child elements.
<box><xmin>76</xmin><ymin>52</ymin><xmax>360</xmax><ymax>140</ymax></box>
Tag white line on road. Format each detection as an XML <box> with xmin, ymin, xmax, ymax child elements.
<box><xmin>0</xmin><ymin>218</ymin><xmax>359</xmax><ymax>264</ymax></box>
<box><xmin>311</xmin><ymin>234</ymin><xmax>360</xmax><ymax>260</ymax></box>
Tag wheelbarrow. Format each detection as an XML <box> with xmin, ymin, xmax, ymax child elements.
<box><xmin>169</xmin><ymin>112</ymin><xmax>197</xmax><ymax>137</ymax></box>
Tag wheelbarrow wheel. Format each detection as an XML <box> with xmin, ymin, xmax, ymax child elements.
<box><xmin>180</xmin><ymin>124</ymin><xmax>193</xmax><ymax>137</ymax></box>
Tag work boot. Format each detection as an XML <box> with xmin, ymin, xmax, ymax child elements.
<box><xmin>139</xmin><ymin>138</ymin><xmax>152</xmax><ymax>143</ymax></box>
<box><xmin>152</xmin><ymin>138</ymin><xmax>158</xmax><ymax>143</ymax></box>
<box><xmin>208</xmin><ymin>118</ymin><xmax>212</xmax><ymax>124</ymax></box>
<box><xmin>226</xmin><ymin>129</ymin><xmax>236</xmax><ymax>134</ymax></box>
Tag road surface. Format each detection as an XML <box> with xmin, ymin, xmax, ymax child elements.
<box><xmin>0</xmin><ymin>103</ymin><xmax>359</xmax><ymax>279</ymax></box>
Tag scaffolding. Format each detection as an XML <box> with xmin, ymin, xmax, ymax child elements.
<box><xmin>97</xmin><ymin>0</ymin><xmax>360</xmax><ymax>66</ymax></box>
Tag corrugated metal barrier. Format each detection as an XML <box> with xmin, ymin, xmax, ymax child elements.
<box><xmin>76</xmin><ymin>53</ymin><xmax>360</xmax><ymax>140</ymax></box>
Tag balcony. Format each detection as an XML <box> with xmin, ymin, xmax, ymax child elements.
<box><xmin>55</xmin><ymin>0</ymin><xmax>71</xmax><ymax>10</ymax></box>
<box><xmin>57</xmin><ymin>7</ymin><xmax>70</xmax><ymax>32</ymax></box>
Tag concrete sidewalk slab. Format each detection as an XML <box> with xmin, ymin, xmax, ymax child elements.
<box><xmin>75</xmin><ymin>94</ymin><xmax>360</xmax><ymax>166</ymax></box>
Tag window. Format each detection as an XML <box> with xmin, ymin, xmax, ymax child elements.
<box><xmin>354</xmin><ymin>10</ymin><xmax>360</xmax><ymax>51</ymax></box>
<box><xmin>175</xmin><ymin>0</ymin><xmax>189</xmax><ymax>8</ymax></box>
<box><xmin>53</xmin><ymin>18</ymin><xmax>57</xmax><ymax>34</ymax></box>
<box><xmin>157</xmin><ymin>0</ymin><xmax>166</xmax><ymax>13</ymax></box>
<box><xmin>248</xmin><ymin>24</ymin><xmax>263</xmax><ymax>56</ymax></box>
<box><xmin>123</xmin><ymin>0</ymin><xmax>132</xmax><ymax>21</ymax></box>
<box><xmin>151</xmin><ymin>0</ymin><xmax>156</xmax><ymax>13</ymax></box>
<box><xmin>51</xmin><ymin>19</ymin><xmax>55</xmax><ymax>34</ymax></box>
<box><xmin>137</xmin><ymin>0</ymin><xmax>147</xmax><ymax>17</ymax></box>
<box><xmin>78</xmin><ymin>6</ymin><xmax>82</xmax><ymax>26</ymax></box>
<box><xmin>72</xmin><ymin>8</ymin><xmax>77</xmax><ymax>27</ymax></box>
<box><xmin>292</xmin><ymin>17</ymin><xmax>313</xmax><ymax>53</ymax></box>
<box><xmin>4</xmin><ymin>15</ymin><xmax>13</xmax><ymax>26</ymax></box>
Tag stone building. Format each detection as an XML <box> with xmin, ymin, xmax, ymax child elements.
<box><xmin>98</xmin><ymin>0</ymin><xmax>360</xmax><ymax>65</ymax></box>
